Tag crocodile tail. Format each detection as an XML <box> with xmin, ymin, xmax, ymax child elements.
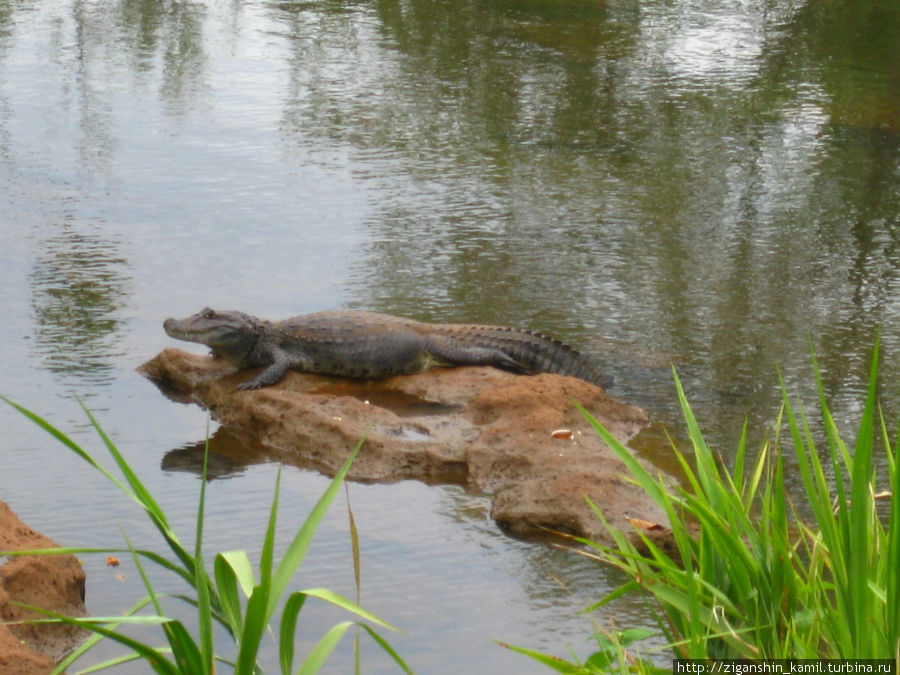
<box><xmin>443</xmin><ymin>325</ymin><xmax>612</xmax><ymax>389</ymax></box>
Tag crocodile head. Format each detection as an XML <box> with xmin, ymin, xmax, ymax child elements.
<box><xmin>164</xmin><ymin>307</ymin><xmax>263</xmax><ymax>367</ymax></box>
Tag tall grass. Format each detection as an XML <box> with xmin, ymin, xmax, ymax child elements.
<box><xmin>506</xmin><ymin>343</ymin><xmax>900</xmax><ymax>669</ymax></box>
<box><xmin>0</xmin><ymin>397</ymin><xmax>411</xmax><ymax>674</ymax></box>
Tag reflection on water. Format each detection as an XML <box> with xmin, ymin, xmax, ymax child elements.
<box><xmin>800</xmin><ymin>0</ymin><xmax>900</xmax><ymax>132</ymax></box>
<box><xmin>2</xmin><ymin>0</ymin><xmax>900</xmax><ymax>670</ymax></box>
<box><xmin>29</xmin><ymin>225</ymin><xmax>130</xmax><ymax>386</ymax></box>
<box><xmin>161</xmin><ymin>427</ymin><xmax>259</xmax><ymax>480</ymax></box>
<box><xmin>80</xmin><ymin>0</ymin><xmax>208</xmax><ymax>109</ymax></box>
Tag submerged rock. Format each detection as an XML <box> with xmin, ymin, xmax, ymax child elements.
<box><xmin>0</xmin><ymin>502</ymin><xmax>87</xmax><ymax>674</ymax></box>
<box><xmin>139</xmin><ymin>349</ymin><xmax>670</xmax><ymax>546</ymax></box>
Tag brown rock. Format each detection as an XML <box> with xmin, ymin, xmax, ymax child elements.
<box><xmin>140</xmin><ymin>349</ymin><xmax>670</xmax><ymax>546</ymax></box>
<box><xmin>0</xmin><ymin>502</ymin><xmax>86</xmax><ymax>674</ymax></box>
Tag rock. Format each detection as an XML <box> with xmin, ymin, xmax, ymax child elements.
<box><xmin>139</xmin><ymin>349</ymin><xmax>670</xmax><ymax>546</ymax></box>
<box><xmin>0</xmin><ymin>502</ymin><xmax>87</xmax><ymax>674</ymax></box>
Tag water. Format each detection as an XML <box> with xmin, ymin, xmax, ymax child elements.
<box><xmin>1</xmin><ymin>0</ymin><xmax>899</xmax><ymax>671</ymax></box>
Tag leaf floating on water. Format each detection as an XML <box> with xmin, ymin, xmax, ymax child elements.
<box><xmin>106</xmin><ymin>556</ymin><xmax>120</xmax><ymax>567</ymax></box>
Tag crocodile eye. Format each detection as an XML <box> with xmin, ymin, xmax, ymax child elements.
<box><xmin>202</xmin><ymin>308</ymin><xmax>215</xmax><ymax>319</ymax></box>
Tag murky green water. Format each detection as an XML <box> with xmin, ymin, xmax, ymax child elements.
<box><xmin>1</xmin><ymin>0</ymin><xmax>899</xmax><ymax>671</ymax></box>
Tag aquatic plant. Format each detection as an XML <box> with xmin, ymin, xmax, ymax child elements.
<box><xmin>506</xmin><ymin>341</ymin><xmax>900</xmax><ymax>667</ymax></box>
<box><xmin>0</xmin><ymin>398</ymin><xmax>411</xmax><ymax>674</ymax></box>
<box><xmin>499</xmin><ymin>625</ymin><xmax>663</xmax><ymax>674</ymax></box>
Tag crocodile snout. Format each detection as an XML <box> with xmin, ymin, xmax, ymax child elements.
<box><xmin>163</xmin><ymin>318</ymin><xmax>182</xmax><ymax>338</ymax></box>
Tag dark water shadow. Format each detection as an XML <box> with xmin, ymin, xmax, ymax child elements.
<box><xmin>161</xmin><ymin>426</ymin><xmax>272</xmax><ymax>480</ymax></box>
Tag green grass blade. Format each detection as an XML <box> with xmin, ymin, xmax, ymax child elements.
<box><xmin>163</xmin><ymin>621</ymin><xmax>205</xmax><ymax>674</ymax></box>
<box><xmin>746</xmin><ymin>428</ymin><xmax>772</xmax><ymax>510</ymax></box>
<box><xmin>79</xmin><ymin>401</ymin><xmax>172</xmax><ymax>527</ymax></box>
<box><xmin>346</xmin><ymin>484</ymin><xmax>362</xmax><ymax>674</ymax></box>
<box><xmin>219</xmin><ymin>550</ymin><xmax>257</xmax><ymax>597</ymax></box>
<box><xmin>194</xmin><ymin>435</ymin><xmax>214</xmax><ymax>673</ymax></box>
<box><xmin>0</xmin><ymin>546</ymin><xmax>123</xmax><ymax>557</ymax></box>
<box><xmin>353</xmin><ymin>624</ymin><xmax>414</xmax><ymax>675</ymax></box>
<box><xmin>19</xmin><ymin>612</ymin><xmax>171</xmax><ymax>627</ymax></box>
<box><xmin>809</xmin><ymin>357</ymin><xmax>854</xmax><ymax>564</ymax></box>
<box><xmin>14</xmin><ymin>604</ymin><xmax>179</xmax><ymax>675</ymax></box>
<box><xmin>235</xmin><ymin>585</ymin><xmax>270</xmax><ymax>675</ymax></box>
<box><xmin>299</xmin><ymin>588</ymin><xmax>398</xmax><ymax>631</ymax></box>
<box><xmin>214</xmin><ymin>553</ymin><xmax>245</xmax><ymax>637</ymax></box>
<box><xmin>1</xmin><ymin>397</ymin><xmax>133</xmax><ymax>496</ymax></box>
<box><xmin>846</xmin><ymin>340</ymin><xmax>879</xmax><ymax>653</ymax></box>
<box><xmin>671</xmin><ymin>369</ymin><xmax>720</xmax><ymax>504</ymax></box>
<box><xmin>782</xmin><ymin>375</ymin><xmax>847</xmax><ymax>586</ymax></box>
<box><xmin>268</xmin><ymin>436</ymin><xmax>365</xmax><ymax>619</ymax></box>
<box><xmin>50</xmin><ymin>593</ymin><xmax>159</xmax><ymax>674</ymax></box>
<box><xmin>576</xmin><ymin>404</ymin><xmax>667</xmax><ymax>507</ymax></box>
<box><xmin>124</xmin><ymin>529</ymin><xmax>166</xmax><ymax>617</ymax></box>
<box><xmin>887</xmin><ymin>413</ymin><xmax>900</xmax><ymax>652</ymax></box>
<box><xmin>75</xmin><ymin>629</ymin><xmax>178</xmax><ymax>675</ymax></box>
<box><xmin>78</xmin><ymin>402</ymin><xmax>196</xmax><ymax>573</ymax></box>
<box><xmin>260</xmin><ymin>464</ymin><xmax>283</xmax><ymax>591</ymax></box>
<box><xmin>732</xmin><ymin>418</ymin><xmax>749</xmax><ymax>494</ymax></box>
<box><xmin>66</xmin><ymin>649</ymin><xmax>153</xmax><ymax>674</ymax></box>
<box><xmin>279</xmin><ymin>592</ymin><xmax>308</xmax><ymax>675</ymax></box>
<box><xmin>585</xmin><ymin>580</ymin><xmax>643</xmax><ymax>612</ymax></box>
<box><xmin>297</xmin><ymin>622</ymin><xmax>354</xmax><ymax>675</ymax></box>
<box><xmin>0</xmin><ymin>546</ymin><xmax>199</xmax><ymax>593</ymax></box>
<box><xmin>497</xmin><ymin>642</ymin><xmax>582</xmax><ymax>674</ymax></box>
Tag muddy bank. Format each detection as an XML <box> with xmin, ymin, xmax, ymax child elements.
<box><xmin>140</xmin><ymin>349</ymin><xmax>671</xmax><ymax>546</ymax></box>
<box><xmin>0</xmin><ymin>502</ymin><xmax>86</xmax><ymax>675</ymax></box>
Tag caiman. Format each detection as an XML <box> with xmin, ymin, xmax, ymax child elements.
<box><xmin>163</xmin><ymin>308</ymin><xmax>612</xmax><ymax>391</ymax></box>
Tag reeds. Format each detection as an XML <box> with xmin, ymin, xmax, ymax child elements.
<box><xmin>586</xmin><ymin>342</ymin><xmax>900</xmax><ymax>661</ymax></box>
<box><xmin>0</xmin><ymin>398</ymin><xmax>410</xmax><ymax>674</ymax></box>
<box><xmin>506</xmin><ymin>342</ymin><xmax>900</xmax><ymax>670</ymax></box>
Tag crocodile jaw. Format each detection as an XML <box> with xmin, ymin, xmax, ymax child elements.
<box><xmin>164</xmin><ymin>308</ymin><xmax>261</xmax><ymax>368</ymax></box>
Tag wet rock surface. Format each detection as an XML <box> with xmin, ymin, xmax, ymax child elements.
<box><xmin>140</xmin><ymin>349</ymin><xmax>670</xmax><ymax>545</ymax></box>
<box><xmin>0</xmin><ymin>502</ymin><xmax>86</xmax><ymax>675</ymax></box>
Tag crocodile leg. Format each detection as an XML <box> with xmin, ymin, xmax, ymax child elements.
<box><xmin>424</xmin><ymin>335</ymin><xmax>530</xmax><ymax>373</ymax></box>
<box><xmin>236</xmin><ymin>347</ymin><xmax>294</xmax><ymax>390</ymax></box>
